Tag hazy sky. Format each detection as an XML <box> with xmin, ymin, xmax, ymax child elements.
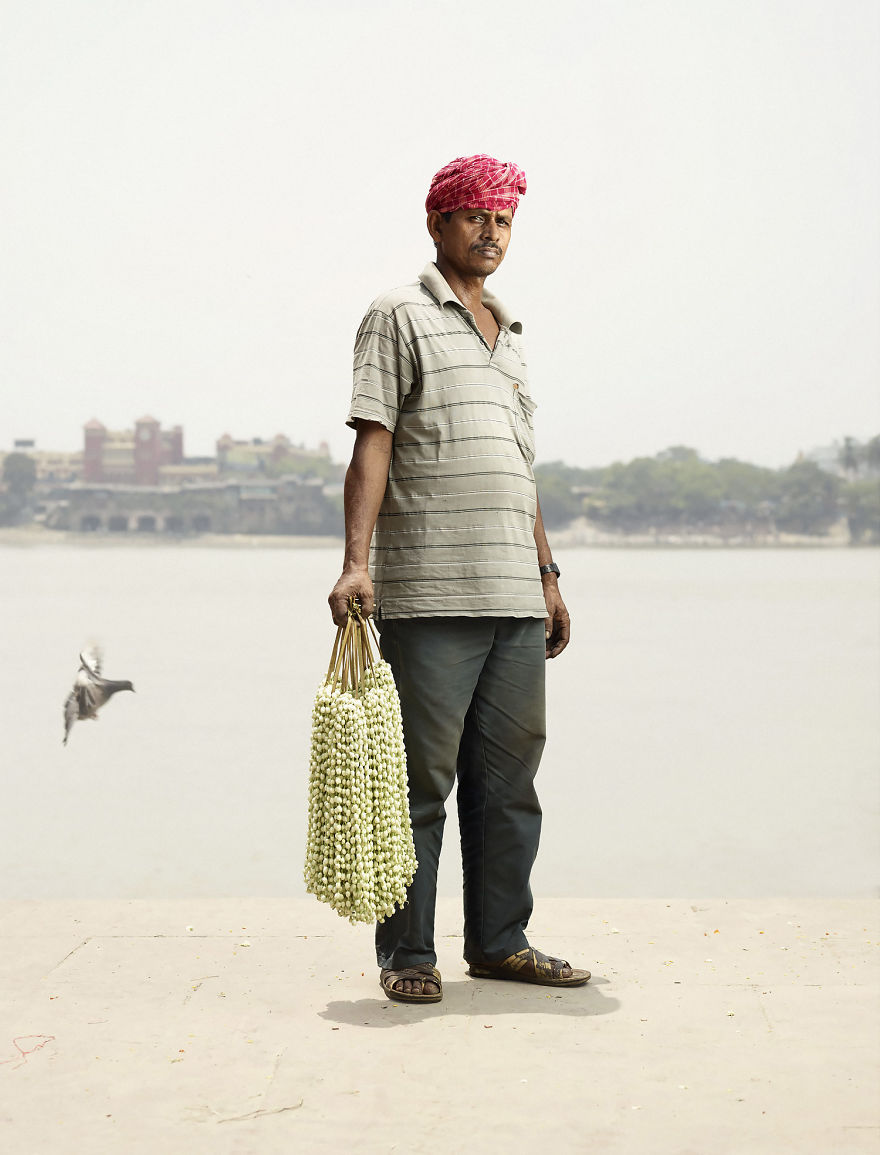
<box><xmin>2</xmin><ymin>0</ymin><xmax>878</xmax><ymax>469</ymax></box>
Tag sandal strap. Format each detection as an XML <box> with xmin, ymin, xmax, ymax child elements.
<box><xmin>499</xmin><ymin>948</ymin><xmax>571</xmax><ymax>980</ymax></box>
<box><xmin>381</xmin><ymin>964</ymin><xmax>441</xmax><ymax>992</ymax></box>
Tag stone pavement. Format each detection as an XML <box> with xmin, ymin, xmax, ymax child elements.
<box><xmin>1</xmin><ymin>897</ymin><xmax>877</xmax><ymax>1154</ymax></box>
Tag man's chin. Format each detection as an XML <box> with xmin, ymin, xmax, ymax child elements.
<box><xmin>470</xmin><ymin>254</ymin><xmax>503</xmax><ymax>275</ymax></box>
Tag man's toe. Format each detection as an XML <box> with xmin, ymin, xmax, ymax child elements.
<box><xmin>383</xmin><ymin>967</ymin><xmax>443</xmax><ymax>1000</ymax></box>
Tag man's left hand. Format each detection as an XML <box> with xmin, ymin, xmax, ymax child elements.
<box><xmin>542</xmin><ymin>581</ymin><xmax>570</xmax><ymax>659</ymax></box>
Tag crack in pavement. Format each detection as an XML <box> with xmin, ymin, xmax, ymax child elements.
<box><xmin>217</xmin><ymin>1100</ymin><xmax>303</xmax><ymax>1123</ymax></box>
<box><xmin>49</xmin><ymin>938</ymin><xmax>92</xmax><ymax>973</ymax></box>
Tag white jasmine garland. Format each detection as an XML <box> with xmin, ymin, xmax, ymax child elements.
<box><xmin>304</xmin><ymin>609</ymin><xmax>417</xmax><ymax>923</ymax></box>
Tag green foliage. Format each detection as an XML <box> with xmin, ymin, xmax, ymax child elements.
<box><xmin>572</xmin><ymin>449</ymin><xmax>778</xmax><ymax>531</ymax></box>
<box><xmin>845</xmin><ymin>480</ymin><xmax>880</xmax><ymax>544</ymax></box>
<box><xmin>865</xmin><ymin>436</ymin><xmax>880</xmax><ymax>471</ymax></box>
<box><xmin>836</xmin><ymin>435</ymin><xmax>880</xmax><ymax>479</ymax></box>
<box><xmin>0</xmin><ymin>452</ymin><xmax>37</xmax><ymax>525</ymax></box>
<box><xmin>839</xmin><ymin>436</ymin><xmax>861</xmax><ymax>477</ymax></box>
<box><xmin>775</xmin><ymin>461</ymin><xmax>841</xmax><ymax>535</ymax></box>
<box><xmin>532</xmin><ymin>468</ymin><xmax>582</xmax><ymax>527</ymax></box>
<box><xmin>534</xmin><ymin>443</ymin><xmax>880</xmax><ymax>539</ymax></box>
<box><xmin>533</xmin><ymin>460</ymin><xmax>606</xmax><ymax>528</ymax></box>
<box><xmin>656</xmin><ymin>445</ymin><xmax>701</xmax><ymax>463</ymax></box>
<box><xmin>3</xmin><ymin>452</ymin><xmax>36</xmax><ymax>495</ymax></box>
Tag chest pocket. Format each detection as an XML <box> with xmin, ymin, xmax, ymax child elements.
<box><xmin>513</xmin><ymin>388</ymin><xmax>537</xmax><ymax>464</ymax></box>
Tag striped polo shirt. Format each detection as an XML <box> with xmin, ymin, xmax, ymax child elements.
<box><xmin>346</xmin><ymin>262</ymin><xmax>547</xmax><ymax>620</ymax></box>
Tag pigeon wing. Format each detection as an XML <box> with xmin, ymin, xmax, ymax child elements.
<box><xmin>63</xmin><ymin>691</ymin><xmax>78</xmax><ymax>745</ymax></box>
<box><xmin>80</xmin><ymin>648</ymin><xmax>103</xmax><ymax>677</ymax></box>
<box><xmin>75</xmin><ymin>669</ymin><xmax>103</xmax><ymax>715</ymax></box>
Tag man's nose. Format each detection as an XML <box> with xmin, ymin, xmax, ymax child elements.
<box><xmin>480</xmin><ymin>218</ymin><xmax>500</xmax><ymax>241</ymax></box>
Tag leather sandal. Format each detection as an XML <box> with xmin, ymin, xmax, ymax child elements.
<box><xmin>468</xmin><ymin>947</ymin><xmax>590</xmax><ymax>987</ymax></box>
<box><xmin>379</xmin><ymin>963</ymin><xmax>443</xmax><ymax>1003</ymax></box>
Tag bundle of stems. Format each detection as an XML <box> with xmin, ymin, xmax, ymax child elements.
<box><xmin>304</xmin><ymin>599</ymin><xmax>417</xmax><ymax>923</ymax></box>
<box><xmin>326</xmin><ymin>602</ymin><xmax>376</xmax><ymax>696</ymax></box>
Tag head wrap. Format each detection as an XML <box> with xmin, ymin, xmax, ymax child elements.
<box><xmin>425</xmin><ymin>154</ymin><xmax>527</xmax><ymax>216</ymax></box>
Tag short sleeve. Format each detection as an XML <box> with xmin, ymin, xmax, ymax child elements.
<box><xmin>346</xmin><ymin>307</ymin><xmax>416</xmax><ymax>431</ymax></box>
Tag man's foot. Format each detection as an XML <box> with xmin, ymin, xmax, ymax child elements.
<box><xmin>379</xmin><ymin>963</ymin><xmax>442</xmax><ymax>1003</ymax></box>
<box><xmin>468</xmin><ymin>947</ymin><xmax>590</xmax><ymax>987</ymax></box>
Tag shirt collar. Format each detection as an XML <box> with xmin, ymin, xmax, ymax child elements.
<box><xmin>418</xmin><ymin>262</ymin><xmax>523</xmax><ymax>334</ymax></box>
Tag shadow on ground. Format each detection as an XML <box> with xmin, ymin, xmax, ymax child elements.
<box><xmin>320</xmin><ymin>975</ymin><xmax>620</xmax><ymax>1027</ymax></box>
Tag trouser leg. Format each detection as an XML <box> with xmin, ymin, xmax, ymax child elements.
<box><xmin>457</xmin><ymin>617</ymin><xmax>546</xmax><ymax>963</ymax></box>
<box><xmin>374</xmin><ymin>618</ymin><xmax>493</xmax><ymax>970</ymax></box>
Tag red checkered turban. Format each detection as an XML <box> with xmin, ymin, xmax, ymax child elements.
<box><xmin>425</xmin><ymin>154</ymin><xmax>527</xmax><ymax>216</ymax></box>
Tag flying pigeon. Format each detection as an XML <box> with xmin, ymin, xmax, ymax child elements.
<box><xmin>63</xmin><ymin>648</ymin><xmax>135</xmax><ymax>746</ymax></box>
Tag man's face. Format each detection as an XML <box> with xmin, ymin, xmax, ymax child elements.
<box><xmin>428</xmin><ymin>207</ymin><xmax>513</xmax><ymax>278</ymax></box>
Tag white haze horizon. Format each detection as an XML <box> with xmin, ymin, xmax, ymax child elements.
<box><xmin>2</xmin><ymin>0</ymin><xmax>878</xmax><ymax>472</ymax></box>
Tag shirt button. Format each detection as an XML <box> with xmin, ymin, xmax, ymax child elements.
<box><xmin>513</xmin><ymin>382</ymin><xmax>520</xmax><ymax>390</ymax></box>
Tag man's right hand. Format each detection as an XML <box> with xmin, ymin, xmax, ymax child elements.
<box><xmin>328</xmin><ymin>566</ymin><xmax>375</xmax><ymax>625</ymax></box>
<box><xmin>329</xmin><ymin>419</ymin><xmax>392</xmax><ymax>626</ymax></box>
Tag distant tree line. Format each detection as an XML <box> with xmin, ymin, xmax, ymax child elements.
<box><xmin>535</xmin><ymin>438</ymin><xmax>880</xmax><ymax>543</ymax></box>
<box><xmin>0</xmin><ymin>452</ymin><xmax>37</xmax><ymax>525</ymax></box>
<box><xmin>4</xmin><ymin>438</ymin><xmax>879</xmax><ymax>543</ymax></box>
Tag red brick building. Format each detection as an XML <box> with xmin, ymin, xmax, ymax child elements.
<box><xmin>83</xmin><ymin>417</ymin><xmax>184</xmax><ymax>485</ymax></box>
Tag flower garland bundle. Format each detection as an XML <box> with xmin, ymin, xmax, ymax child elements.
<box><xmin>304</xmin><ymin>601</ymin><xmax>417</xmax><ymax>923</ymax></box>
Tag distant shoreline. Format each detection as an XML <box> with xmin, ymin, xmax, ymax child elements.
<box><xmin>546</xmin><ymin>517</ymin><xmax>857</xmax><ymax>549</ymax></box>
<box><xmin>0</xmin><ymin>522</ymin><xmax>867</xmax><ymax>550</ymax></box>
<box><xmin>0</xmin><ymin>525</ymin><xmax>344</xmax><ymax>549</ymax></box>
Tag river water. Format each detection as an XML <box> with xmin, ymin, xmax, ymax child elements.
<box><xmin>1</xmin><ymin>542</ymin><xmax>877</xmax><ymax>900</ymax></box>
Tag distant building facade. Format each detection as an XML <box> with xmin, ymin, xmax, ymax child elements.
<box><xmin>8</xmin><ymin>421</ymin><xmax>343</xmax><ymax>534</ymax></box>
<box><xmin>83</xmin><ymin>416</ymin><xmax>186</xmax><ymax>485</ymax></box>
<box><xmin>0</xmin><ymin>443</ymin><xmax>83</xmax><ymax>483</ymax></box>
<box><xmin>217</xmin><ymin>433</ymin><xmax>332</xmax><ymax>475</ymax></box>
<box><xmin>45</xmin><ymin>476</ymin><xmax>340</xmax><ymax>536</ymax></box>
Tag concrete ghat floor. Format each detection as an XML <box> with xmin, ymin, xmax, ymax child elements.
<box><xmin>0</xmin><ymin>898</ymin><xmax>877</xmax><ymax>1154</ymax></box>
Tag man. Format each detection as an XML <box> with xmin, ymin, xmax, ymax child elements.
<box><xmin>328</xmin><ymin>154</ymin><xmax>589</xmax><ymax>1003</ymax></box>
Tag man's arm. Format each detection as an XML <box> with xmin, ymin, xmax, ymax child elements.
<box><xmin>328</xmin><ymin>420</ymin><xmax>393</xmax><ymax>625</ymax></box>
<box><xmin>534</xmin><ymin>492</ymin><xmax>570</xmax><ymax>659</ymax></box>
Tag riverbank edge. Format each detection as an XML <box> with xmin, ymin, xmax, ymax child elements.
<box><xmin>0</xmin><ymin>522</ymin><xmax>866</xmax><ymax>549</ymax></box>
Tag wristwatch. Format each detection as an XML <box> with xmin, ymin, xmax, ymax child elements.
<box><xmin>539</xmin><ymin>562</ymin><xmax>561</xmax><ymax>578</ymax></box>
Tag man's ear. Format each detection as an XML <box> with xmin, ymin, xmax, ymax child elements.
<box><xmin>426</xmin><ymin>210</ymin><xmax>444</xmax><ymax>246</ymax></box>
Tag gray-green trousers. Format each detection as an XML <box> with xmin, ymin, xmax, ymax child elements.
<box><xmin>375</xmin><ymin>617</ymin><xmax>546</xmax><ymax>970</ymax></box>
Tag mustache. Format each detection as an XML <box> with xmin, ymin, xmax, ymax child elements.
<box><xmin>472</xmin><ymin>243</ymin><xmax>501</xmax><ymax>254</ymax></box>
